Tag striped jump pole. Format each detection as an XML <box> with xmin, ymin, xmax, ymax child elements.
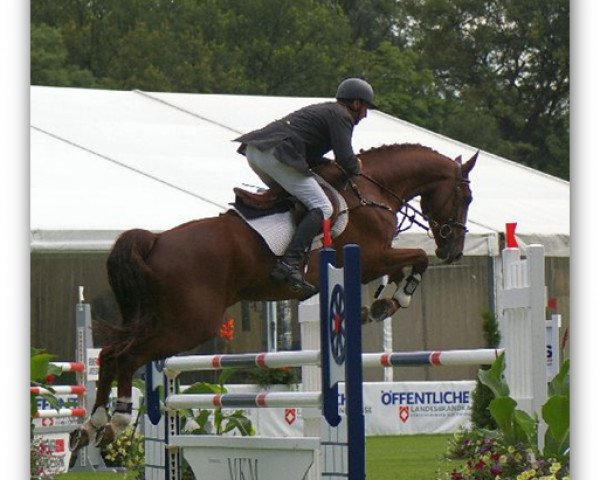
<box><xmin>162</xmin><ymin>348</ymin><xmax>503</xmax><ymax>374</ymax></box>
<box><xmin>31</xmin><ymin>385</ymin><xmax>87</xmax><ymax>395</ymax></box>
<box><xmin>362</xmin><ymin>348</ymin><xmax>504</xmax><ymax>368</ymax></box>
<box><xmin>166</xmin><ymin>391</ymin><xmax>322</xmax><ymax>410</ymax></box>
<box><xmin>50</xmin><ymin>362</ymin><xmax>85</xmax><ymax>372</ymax></box>
<box><xmin>164</xmin><ymin>350</ymin><xmax>321</xmax><ymax>374</ymax></box>
<box><xmin>34</xmin><ymin>408</ymin><xmax>87</xmax><ymax>419</ymax></box>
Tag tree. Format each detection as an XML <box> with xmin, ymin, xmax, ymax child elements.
<box><xmin>30</xmin><ymin>23</ymin><xmax>96</xmax><ymax>87</ymax></box>
<box><xmin>400</xmin><ymin>0</ymin><xmax>569</xmax><ymax>178</ymax></box>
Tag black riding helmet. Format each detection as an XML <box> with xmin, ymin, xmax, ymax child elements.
<box><xmin>336</xmin><ymin>78</ymin><xmax>378</xmax><ymax>109</ymax></box>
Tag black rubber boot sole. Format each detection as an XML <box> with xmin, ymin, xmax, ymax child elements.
<box><xmin>271</xmin><ymin>261</ymin><xmax>317</xmax><ymax>298</ymax></box>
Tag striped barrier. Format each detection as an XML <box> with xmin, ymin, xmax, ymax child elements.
<box><xmin>31</xmin><ymin>385</ymin><xmax>87</xmax><ymax>395</ymax></box>
<box><xmin>163</xmin><ymin>348</ymin><xmax>503</xmax><ymax>374</ymax></box>
<box><xmin>362</xmin><ymin>348</ymin><xmax>503</xmax><ymax>367</ymax></box>
<box><xmin>166</xmin><ymin>391</ymin><xmax>323</xmax><ymax>410</ymax></box>
<box><xmin>34</xmin><ymin>408</ymin><xmax>87</xmax><ymax>419</ymax></box>
<box><xmin>31</xmin><ymin>287</ymin><xmax>107</xmax><ymax>474</ymax></box>
<box><xmin>50</xmin><ymin>362</ymin><xmax>85</xmax><ymax>372</ymax></box>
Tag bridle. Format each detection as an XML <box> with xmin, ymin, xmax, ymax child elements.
<box><xmin>337</xmin><ymin>161</ymin><xmax>470</xmax><ymax>239</ymax></box>
<box><xmin>417</xmin><ymin>163</ymin><xmax>471</xmax><ymax>241</ymax></box>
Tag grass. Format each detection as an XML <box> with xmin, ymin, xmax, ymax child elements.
<box><xmin>366</xmin><ymin>434</ymin><xmax>463</xmax><ymax>480</ymax></box>
<box><xmin>57</xmin><ymin>434</ymin><xmax>463</xmax><ymax>479</ymax></box>
<box><xmin>57</xmin><ymin>473</ymin><xmax>126</xmax><ymax>480</ymax></box>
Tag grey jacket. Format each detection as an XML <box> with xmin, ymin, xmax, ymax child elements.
<box><xmin>235</xmin><ymin>102</ymin><xmax>360</xmax><ymax>175</ymax></box>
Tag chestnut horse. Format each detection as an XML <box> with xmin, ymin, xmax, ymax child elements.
<box><xmin>69</xmin><ymin>143</ymin><xmax>477</xmax><ymax>452</ymax></box>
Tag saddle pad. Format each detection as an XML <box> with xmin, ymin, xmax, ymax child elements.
<box><xmin>231</xmin><ymin>184</ymin><xmax>349</xmax><ymax>256</ymax></box>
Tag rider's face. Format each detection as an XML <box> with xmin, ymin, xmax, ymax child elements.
<box><xmin>352</xmin><ymin>100</ymin><xmax>368</xmax><ymax>125</ymax></box>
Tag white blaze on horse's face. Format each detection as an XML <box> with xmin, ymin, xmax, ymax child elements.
<box><xmin>424</xmin><ymin>151</ymin><xmax>478</xmax><ymax>264</ymax></box>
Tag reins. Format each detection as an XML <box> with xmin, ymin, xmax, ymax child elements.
<box><xmin>333</xmin><ymin>162</ymin><xmax>432</xmax><ymax>236</ymax></box>
<box><xmin>333</xmin><ymin>161</ymin><xmax>469</xmax><ymax>239</ymax></box>
<box><xmin>355</xmin><ymin>172</ymin><xmax>432</xmax><ymax>235</ymax></box>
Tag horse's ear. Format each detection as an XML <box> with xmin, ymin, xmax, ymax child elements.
<box><xmin>453</xmin><ymin>155</ymin><xmax>462</xmax><ymax>164</ymax></box>
<box><xmin>462</xmin><ymin>151</ymin><xmax>479</xmax><ymax>176</ymax></box>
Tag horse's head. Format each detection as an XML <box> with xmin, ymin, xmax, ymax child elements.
<box><xmin>421</xmin><ymin>151</ymin><xmax>478</xmax><ymax>264</ymax></box>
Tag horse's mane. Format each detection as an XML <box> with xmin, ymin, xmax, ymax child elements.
<box><xmin>358</xmin><ymin>143</ymin><xmax>443</xmax><ymax>158</ymax></box>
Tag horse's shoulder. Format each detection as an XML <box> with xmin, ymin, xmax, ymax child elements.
<box><xmin>312</xmin><ymin>162</ymin><xmax>346</xmax><ymax>186</ymax></box>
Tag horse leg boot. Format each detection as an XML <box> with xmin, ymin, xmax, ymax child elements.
<box><xmin>271</xmin><ymin>208</ymin><xmax>323</xmax><ymax>299</ymax></box>
<box><xmin>369</xmin><ymin>266</ymin><xmax>422</xmax><ymax>322</ymax></box>
<box><xmin>69</xmin><ymin>346</ymin><xmax>117</xmax><ymax>452</ymax></box>
<box><xmin>95</xmin><ymin>399</ymin><xmax>133</xmax><ymax>448</ymax></box>
<box><xmin>95</xmin><ymin>354</ymin><xmax>137</xmax><ymax>448</ymax></box>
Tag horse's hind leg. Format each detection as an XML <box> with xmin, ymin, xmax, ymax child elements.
<box><xmin>94</xmin><ymin>349</ymin><xmax>139</xmax><ymax>448</ymax></box>
<box><xmin>69</xmin><ymin>345</ymin><xmax>118</xmax><ymax>452</ymax></box>
<box><xmin>95</xmin><ymin>331</ymin><xmax>199</xmax><ymax>448</ymax></box>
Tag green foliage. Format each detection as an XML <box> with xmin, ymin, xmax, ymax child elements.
<box><xmin>402</xmin><ymin>0</ymin><xmax>570</xmax><ymax>179</ymax></box>
<box><xmin>439</xmin><ymin>436</ymin><xmax>569</xmax><ymax>480</ymax></box>
<box><xmin>31</xmin><ymin>348</ymin><xmax>73</xmax><ymax>479</ymax></box>
<box><xmin>101</xmin><ymin>426</ymin><xmax>145</xmax><ymax>480</ymax></box>
<box><xmin>441</xmin><ymin>356</ymin><xmax>570</xmax><ymax>479</ymax></box>
<box><xmin>477</xmin><ymin>354</ymin><xmax>570</xmax><ymax>462</ymax></box>
<box><xmin>178</xmin><ymin>369</ymin><xmax>254</xmax><ymax>436</ymax></box>
<box><xmin>445</xmin><ymin>426</ymin><xmax>499</xmax><ymax>460</ymax></box>
<box><xmin>470</xmin><ymin>311</ymin><xmax>500</xmax><ymax>429</ymax></box>
<box><xmin>30</xmin><ymin>348</ymin><xmax>65</xmax><ymax>439</ymax></box>
<box><xmin>542</xmin><ymin>359</ymin><xmax>570</xmax><ymax>460</ymax></box>
<box><xmin>248</xmin><ymin>367</ymin><xmax>299</xmax><ymax>387</ymax></box>
<box><xmin>31</xmin><ymin>24</ymin><xmax>96</xmax><ymax>87</ymax></box>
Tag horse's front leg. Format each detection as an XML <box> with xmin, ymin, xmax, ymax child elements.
<box><xmin>365</xmin><ymin>248</ymin><xmax>429</xmax><ymax>323</ymax></box>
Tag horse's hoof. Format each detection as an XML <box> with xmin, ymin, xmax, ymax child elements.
<box><xmin>69</xmin><ymin>428</ymin><xmax>90</xmax><ymax>452</ymax></box>
<box><xmin>369</xmin><ymin>299</ymin><xmax>397</xmax><ymax>322</ymax></box>
<box><xmin>95</xmin><ymin>424</ymin><xmax>116</xmax><ymax>449</ymax></box>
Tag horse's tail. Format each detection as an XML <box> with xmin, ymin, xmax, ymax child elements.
<box><xmin>94</xmin><ymin>229</ymin><xmax>158</xmax><ymax>351</ymax></box>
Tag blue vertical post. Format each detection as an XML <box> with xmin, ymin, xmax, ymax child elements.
<box><xmin>343</xmin><ymin>245</ymin><xmax>365</xmax><ymax>480</ymax></box>
<box><xmin>320</xmin><ymin>246</ymin><xmax>340</xmax><ymax>426</ymax></box>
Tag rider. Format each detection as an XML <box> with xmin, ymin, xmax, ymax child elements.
<box><xmin>235</xmin><ymin>78</ymin><xmax>377</xmax><ymax>298</ymax></box>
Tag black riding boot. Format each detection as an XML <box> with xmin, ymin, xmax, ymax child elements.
<box><xmin>271</xmin><ymin>208</ymin><xmax>324</xmax><ymax>298</ymax></box>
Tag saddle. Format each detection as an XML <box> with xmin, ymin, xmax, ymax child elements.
<box><xmin>233</xmin><ymin>180</ymin><xmax>343</xmax><ymax>226</ymax></box>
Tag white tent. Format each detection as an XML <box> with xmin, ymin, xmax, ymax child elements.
<box><xmin>30</xmin><ymin>86</ymin><xmax>570</xmax><ymax>256</ymax></box>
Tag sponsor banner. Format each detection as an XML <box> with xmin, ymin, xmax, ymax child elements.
<box><xmin>33</xmin><ymin>432</ymin><xmax>72</xmax><ymax>475</ymax></box>
<box><xmin>86</xmin><ymin>348</ymin><xmax>102</xmax><ymax>381</ymax></box>
<box><xmin>33</xmin><ymin>394</ymin><xmax>81</xmax><ymax>428</ymax></box>
<box><xmin>33</xmin><ymin>387</ymin><xmax>143</xmax><ymax>429</ymax></box>
<box><xmin>357</xmin><ymin>381</ymin><xmax>475</xmax><ymax>435</ymax></box>
<box><xmin>225</xmin><ymin>381</ymin><xmax>476</xmax><ymax>436</ymax></box>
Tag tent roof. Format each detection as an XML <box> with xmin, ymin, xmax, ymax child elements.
<box><xmin>30</xmin><ymin>86</ymin><xmax>569</xmax><ymax>256</ymax></box>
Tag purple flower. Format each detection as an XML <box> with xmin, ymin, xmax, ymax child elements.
<box><xmin>490</xmin><ymin>463</ymin><xmax>502</xmax><ymax>476</ymax></box>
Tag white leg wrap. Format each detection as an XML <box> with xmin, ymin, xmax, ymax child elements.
<box><xmin>110</xmin><ymin>412</ymin><xmax>131</xmax><ymax>434</ymax></box>
<box><xmin>90</xmin><ymin>406</ymin><xmax>109</xmax><ymax>429</ymax></box>
<box><xmin>393</xmin><ymin>271</ymin><xmax>421</xmax><ymax>308</ymax></box>
<box><xmin>110</xmin><ymin>396</ymin><xmax>133</xmax><ymax>435</ymax></box>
